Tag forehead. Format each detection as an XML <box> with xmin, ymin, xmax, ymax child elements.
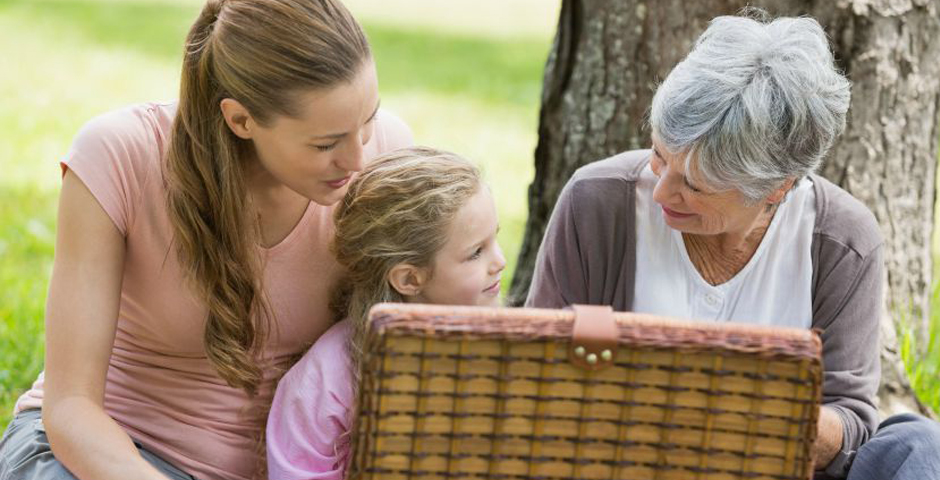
<box><xmin>651</xmin><ymin>136</ymin><xmax>728</xmax><ymax>191</ymax></box>
<box><xmin>274</xmin><ymin>60</ymin><xmax>379</xmax><ymax>133</ymax></box>
<box><xmin>446</xmin><ymin>188</ymin><xmax>495</xmax><ymax>244</ymax></box>
<box><xmin>651</xmin><ymin>136</ymin><xmax>693</xmax><ymax>171</ymax></box>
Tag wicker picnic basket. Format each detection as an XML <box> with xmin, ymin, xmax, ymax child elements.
<box><xmin>348</xmin><ymin>303</ymin><xmax>823</xmax><ymax>480</ymax></box>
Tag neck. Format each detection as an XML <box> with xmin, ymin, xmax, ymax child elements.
<box><xmin>243</xmin><ymin>153</ymin><xmax>310</xmax><ymax>248</ymax></box>
<box><xmin>244</xmin><ymin>153</ymin><xmax>303</xmax><ymax>211</ymax></box>
<box><xmin>683</xmin><ymin>204</ymin><xmax>777</xmax><ymax>285</ymax></box>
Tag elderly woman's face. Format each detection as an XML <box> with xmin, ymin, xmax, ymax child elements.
<box><xmin>649</xmin><ymin>139</ymin><xmax>768</xmax><ymax>237</ymax></box>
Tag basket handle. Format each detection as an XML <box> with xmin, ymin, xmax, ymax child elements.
<box><xmin>569</xmin><ymin>304</ymin><xmax>618</xmax><ymax>370</ymax></box>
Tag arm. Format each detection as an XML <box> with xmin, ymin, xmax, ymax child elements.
<box><xmin>42</xmin><ymin>171</ymin><xmax>169</xmax><ymax>480</ymax></box>
<box><xmin>815</xmin><ymin>406</ymin><xmax>845</xmax><ymax>468</ymax></box>
<box><xmin>266</xmin><ymin>322</ymin><xmax>353</xmax><ymax>480</ymax></box>
<box><xmin>524</xmin><ymin>169</ymin><xmax>637</xmax><ymax>311</ymax></box>
<box><xmin>811</xmin><ymin>240</ymin><xmax>883</xmax><ymax>476</ymax></box>
<box><xmin>525</xmin><ymin>180</ymin><xmax>590</xmax><ymax>309</ymax></box>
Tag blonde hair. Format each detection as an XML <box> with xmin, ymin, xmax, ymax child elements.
<box><xmin>331</xmin><ymin>147</ymin><xmax>483</xmax><ymax>379</ymax></box>
<box><xmin>164</xmin><ymin>0</ymin><xmax>371</xmax><ymax>395</ymax></box>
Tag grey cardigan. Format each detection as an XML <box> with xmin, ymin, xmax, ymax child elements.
<box><xmin>526</xmin><ymin>149</ymin><xmax>882</xmax><ymax>456</ymax></box>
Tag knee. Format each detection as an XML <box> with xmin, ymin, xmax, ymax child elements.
<box><xmin>875</xmin><ymin>413</ymin><xmax>940</xmax><ymax>451</ymax></box>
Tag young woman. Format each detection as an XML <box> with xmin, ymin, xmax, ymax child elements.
<box><xmin>266</xmin><ymin>147</ymin><xmax>506</xmax><ymax>479</ymax></box>
<box><xmin>0</xmin><ymin>1</ymin><xmax>410</xmax><ymax>479</ymax></box>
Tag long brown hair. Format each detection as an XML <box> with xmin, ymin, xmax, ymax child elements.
<box><xmin>331</xmin><ymin>147</ymin><xmax>483</xmax><ymax>380</ymax></box>
<box><xmin>164</xmin><ymin>0</ymin><xmax>370</xmax><ymax>395</ymax></box>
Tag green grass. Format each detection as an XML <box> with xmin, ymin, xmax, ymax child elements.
<box><xmin>0</xmin><ymin>0</ymin><xmax>555</xmax><ymax>427</ymax></box>
<box><xmin>0</xmin><ymin>188</ymin><xmax>56</xmax><ymax>426</ymax></box>
<box><xmin>901</xmin><ymin>290</ymin><xmax>940</xmax><ymax>413</ymax></box>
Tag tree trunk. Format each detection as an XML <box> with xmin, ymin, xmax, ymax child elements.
<box><xmin>510</xmin><ymin>0</ymin><xmax>940</xmax><ymax>418</ymax></box>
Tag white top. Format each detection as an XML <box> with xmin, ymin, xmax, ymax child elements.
<box><xmin>633</xmin><ymin>165</ymin><xmax>816</xmax><ymax>329</ymax></box>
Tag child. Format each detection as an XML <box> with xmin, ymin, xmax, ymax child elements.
<box><xmin>266</xmin><ymin>146</ymin><xmax>506</xmax><ymax>479</ymax></box>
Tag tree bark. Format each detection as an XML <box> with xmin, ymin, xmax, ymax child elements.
<box><xmin>510</xmin><ymin>0</ymin><xmax>940</xmax><ymax>418</ymax></box>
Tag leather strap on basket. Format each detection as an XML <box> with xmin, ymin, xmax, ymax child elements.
<box><xmin>569</xmin><ymin>305</ymin><xmax>618</xmax><ymax>370</ymax></box>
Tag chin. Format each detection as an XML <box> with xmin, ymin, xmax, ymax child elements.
<box><xmin>480</xmin><ymin>296</ymin><xmax>502</xmax><ymax>308</ymax></box>
<box><xmin>305</xmin><ymin>187</ymin><xmax>348</xmax><ymax>206</ymax></box>
<box><xmin>664</xmin><ymin>218</ymin><xmax>698</xmax><ymax>234</ymax></box>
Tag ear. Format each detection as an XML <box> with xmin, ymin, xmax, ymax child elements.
<box><xmin>220</xmin><ymin>98</ymin><xmax>256</xmax><ymax>140</ymax></box>
<box><xmin>387</xmin><ymin>263</ymin><xmax>429</xmax><ymax>299</ymax></box>
<box><xmin>766</xmin><ymin>177</ymin><xmax>797</xmax><ymax>205</ymax></box>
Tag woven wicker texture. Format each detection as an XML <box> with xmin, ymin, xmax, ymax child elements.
<box><xmin>349</xmin><ymin>304</ymin><xmax>823</xmax><ymax>480</ymax></box>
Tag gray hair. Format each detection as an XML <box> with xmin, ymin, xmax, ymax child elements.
<box><xmin>649</xmin><ymin>12</ymin><xmax>851</xmax><ymax>202</ymax></box>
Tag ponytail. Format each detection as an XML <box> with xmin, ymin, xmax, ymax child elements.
<box><xmin>165</xmin><ymin>0</ymin><xmax>269</xmax><ymax>395</ymax></box>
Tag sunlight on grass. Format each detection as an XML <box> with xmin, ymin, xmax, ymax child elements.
<box><xmin>901</xmin><ymin>288</ymin><xmax>940</xmax><ymax>413</ymax></box>
<box><xmin>0</xmin><ymin>188</ymin><xmax>56</xmax><ymax>427</ymax></box>
<box><xmin>347</xmin><ymin>0</ymin><xmax>560</xmax><ymax>39</ymax></box>
<box><xmin>0</xmin><ymin>1</ymin><xmax>189</xmax><ymax>190</ymax></box>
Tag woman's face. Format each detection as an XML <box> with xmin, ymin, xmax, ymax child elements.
<box><xmin>244</xmin><ymin>59</ymin><xmax>380</xmax><ymax>206</ymax></box>
<box><xmin>416</xmin><ymin>188</ymin><xmax>506</xmax><ymax>308</ymax></box>
<box><xmin>649</xmin><ymin>137</ymin><xmax>768</xmax><ymax>237</ymax></box>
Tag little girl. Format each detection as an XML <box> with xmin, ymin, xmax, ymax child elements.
<box><xmin>265</xmin><ymin>146</ymin><xmax>506</xmax><ymax>479</ymax></box>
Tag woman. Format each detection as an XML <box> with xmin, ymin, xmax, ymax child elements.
<box><xmin>526</xmin><ymin>13</ymin><xmax>940</xmax><ymax>480</ymax></box>
<box><xmin>0</xmin><ymin>0</ymin><xmax>410</xmax><ymax>479</ymax></box>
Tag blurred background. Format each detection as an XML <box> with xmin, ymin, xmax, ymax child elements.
<box><xmin>0</xmin><ymin>0</ymin><xmax>559</xmax><ymax>424</ymax></box>
<box><xmin>1</xmin><ymin>0</ymin><xmax>937</xmax><ymax>429</ymax></box>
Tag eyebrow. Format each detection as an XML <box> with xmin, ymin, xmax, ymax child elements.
<box><xmin>655</xmin><ymin>145</ymin><xmax>703</xmax><ymax>191</ymax></box>
<box><xmin>309</xmin><ymin>100</ymin><xmax>381</xmax><ymax>141</ymax></box>
<box><xmin>462</xmin><ymin>224</ymin><xmax>500</xmax><ymax>256</ymax></box>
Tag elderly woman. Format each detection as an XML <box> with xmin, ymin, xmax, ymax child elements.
<box><xmin>526</xmin><ymin>13</ymin><xmax>940</xmax><ymax>480</ymax></box>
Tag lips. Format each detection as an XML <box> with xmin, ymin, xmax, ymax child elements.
<box><xmin>483</xmin><ymin>278</ymin><xmax>501</xmax><ymax>294</ymax></box>
<box><xmin>662</xmin><ymin>206</ymin><xmax>695</xmax><ymax>219</ymax></box>
<box><xmin>325</xmin><ymin>175</ymin><xmax>351</xmax><ymax>189</ymax></box>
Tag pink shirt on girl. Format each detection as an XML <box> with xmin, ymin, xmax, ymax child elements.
<box><xmin>14</xmin><ymin>102</ymin><xmax>411</xmax><ymax>480</ymax></box>
<box><xmin>266</xmin><ymin>319</ymin><xmax>354</xmax><ymax>480</ymax></box>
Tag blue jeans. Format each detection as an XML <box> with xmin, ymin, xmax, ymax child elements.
<box><xmin>844</xmin><ymin>413</ymin><xmax>940</xmax><ymax>480</ymax></box>
<box><xmin>0</xmin><ymin>409</ymin><xmax>198</xmax><ymax>480</ymax></box>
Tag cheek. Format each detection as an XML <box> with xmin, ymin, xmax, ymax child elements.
<box><xmin>457</xmin><ymin>271</ymin><xmax>484</xmax><ymax>296</ymax></box>
<box><xmin>693</xmin><ymin>201</ymin><xmax>731</xmax><ymax>232</ymax></box>
<box><xmin>258</xmin><ymin>141</ymin><xmax>299</xmax><ymax>173</ymax></box>
<box><xmin>361</xmin><ymin>121</ymin><xmax>376</xmax><ymax>145</ymax></box>
<box><xmin>452</xmin><ymin>267</ymin><xmax>488</xmax><ymax>302</ymax></box>
<box><xmin>698</xmin><ymin>215</ymin><xmax>724</xmax><ymax>232</ymax></box>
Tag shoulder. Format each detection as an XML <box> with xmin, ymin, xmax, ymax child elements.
<box><xmin>571</xmin><ymin>149</ymin><xmax>651</xmax><ymax>185</ymax></box>
<box><xmin>71</xmin><ymin>102</ymin><xmax>176</xmax><ymax>159</ymax></box>
<box><xmin>280</xmin><ymin>320</ymin><xmax>353</xmax><ymax>392</ymax></box>
<box><xmin>266</xmin><ymin>320</ymin><xmax>354</xmax><ymax>478</ymax></box>
<box><xmin>372</xmin><ymin>108</ymin><xmax>413</xmax><ymax>153</ymax></box>
<box><xmin>561</xmin><ymin>149</ymin><xmax>650</xmax><ymax>210</ymax></box>
<box><xmin>810</xmin><ymin>174</ymin><xmax>883</xmax><ymax>257</ymax></box>
<box><xmin>63</xmin><ymin>102</ymin><xmax>176</xmax><ymax>234</ymax></box>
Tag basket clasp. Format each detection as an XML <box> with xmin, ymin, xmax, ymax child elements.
<box><xmin>569</xmin><ymin>304</ymin><xmax>618</xmax><ymax>370</ymax></box>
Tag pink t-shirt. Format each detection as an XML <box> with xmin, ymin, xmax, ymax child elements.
<box><xmin>14</xmin><ymin>102</ymin><xmax>411</xmax><ymax>480</ymax></box>
<box><xmin>266</xmin><ymin>320</ymin><xmax>354</xmax><ymax>480</ymax></box>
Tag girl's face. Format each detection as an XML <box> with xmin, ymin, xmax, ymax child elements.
<box><xmin>245</xmin><ymin>59</ymin><xmax>380</xmax><ymax>206</ymax></box>
<box><xmin>415</xmin><ymin>187</ymin><xmax>506</xmax><ymax>307</ymax></box>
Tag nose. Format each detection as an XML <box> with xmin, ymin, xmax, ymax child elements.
<box><xmin>491</xmin><ymin>242</ymin><xmax>507</xmax><ymax>274</ymax></box>
<box><xmin>334</xmin><ymin>137</ymin><xmax>366</xmax><ymax>173</ymax></box>
<box><xmin>652</xmin><ymin>166</ymin><xmax>682</xmax><ymax>206</ymax></box>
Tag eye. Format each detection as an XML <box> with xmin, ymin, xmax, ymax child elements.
<box><xmin>650</xmin><ymin>158</ymin><xmax>661</xmax><ymax>175</ymax></box>
<box><xmin>468</xmin><ymin>246</ymin><xmax>483</xmax><ymax>261</ymax></box>
<box><xmin>650</xmin><ymin>151</ymin><xmax>663</xmax><ymax>176</ymax></box>
<box><xmin>314</xmin><ymin>143</ymin><xmax>338</xmax><ymax>152</ymax></box>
